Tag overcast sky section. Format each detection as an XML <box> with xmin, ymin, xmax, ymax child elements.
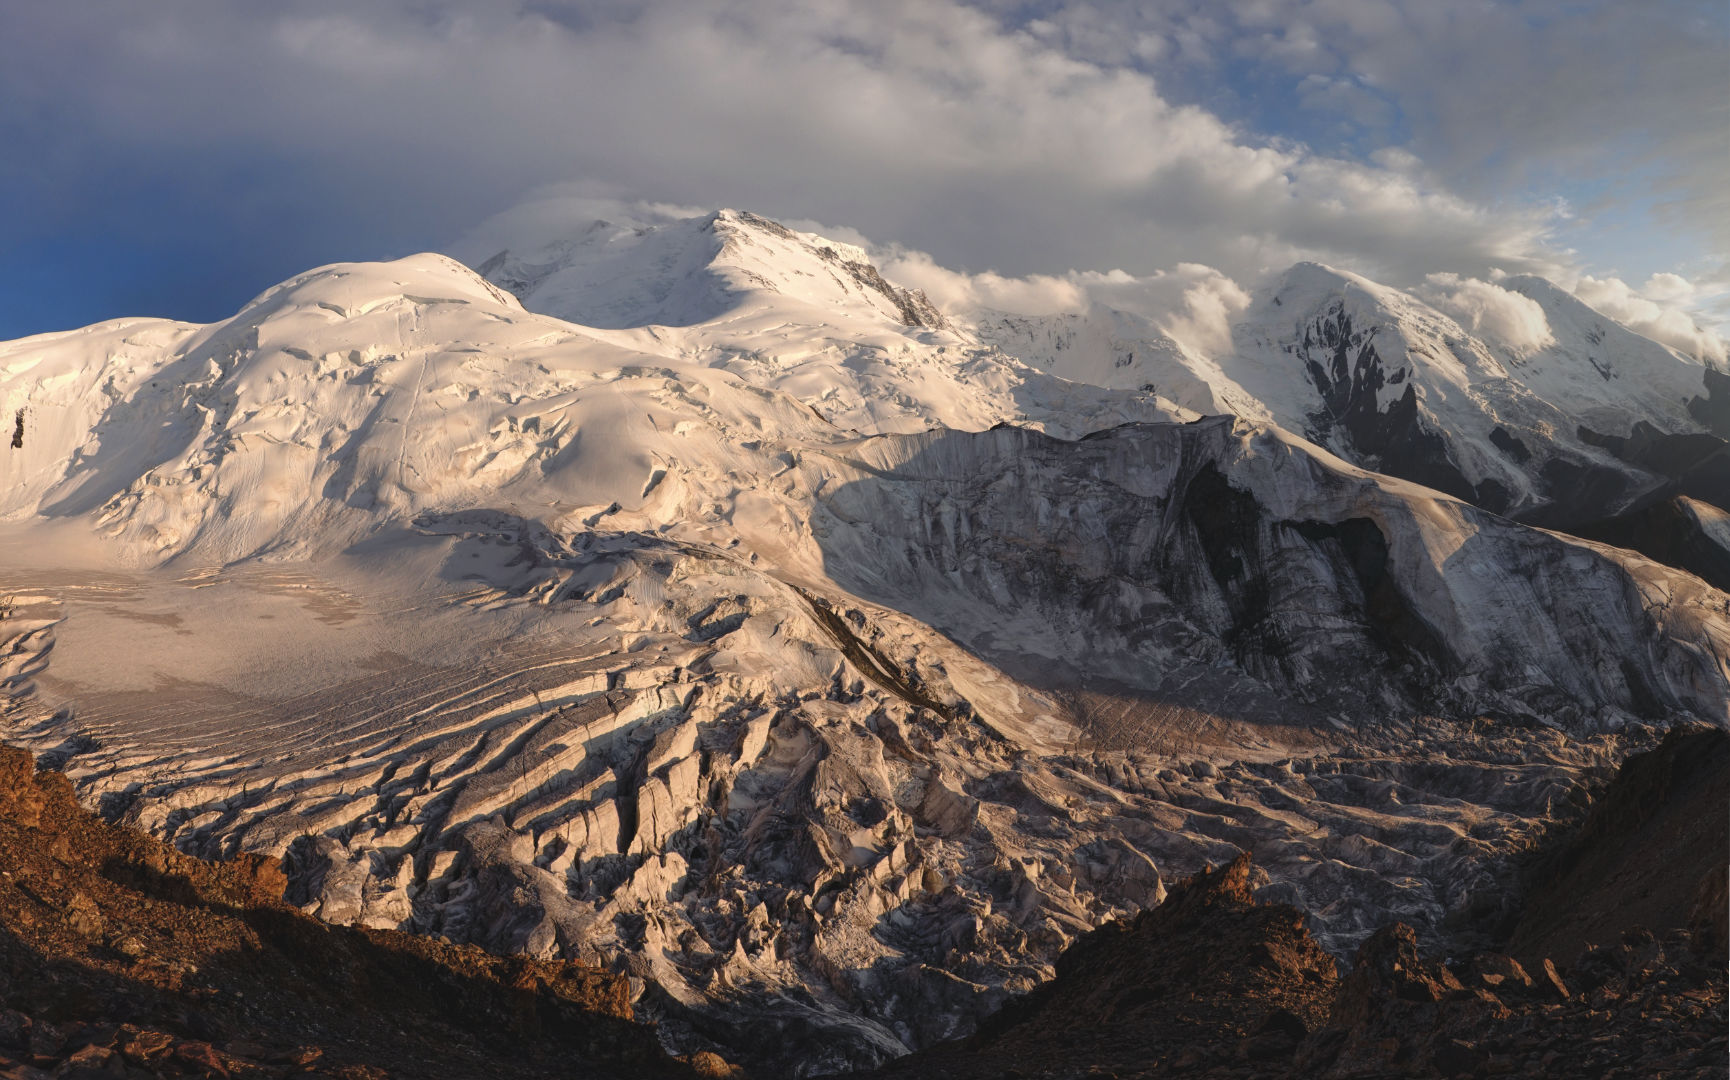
<box><xmin>0</xmin><ymin>0</ymin><xmax>1723</xmax><ymax>349</ymax></box>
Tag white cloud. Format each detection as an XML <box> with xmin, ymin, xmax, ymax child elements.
<box><xmin>875</xmin><ymin>249</ymin><xmax>1090</xmax><ymax>316</ymax></box>
<box><xmin>0</xmin><ymin>0</ymin><xmax>1575</xmax><ymax>290</ymax></box>
<box><xmin>1573</xmin><ymin>274</ymin><xmax>1728</xmax><ymax>365</ymax></box>
<box><xmin>1075</xmin><ymin>264</ymin><xmax>1251</xmax><ymax>357</ymax></box>
<box><xmin>1417</xmin><ymin>273</ymin><xmax>1555</xmax><ymax>354</ymax></box>
<box><xmin>446</xmin><ymin>188</ymin><xmax>712</xmax><ymax>265</ymax></box>
<box><xmin>878</xmin><ymin>247</ymin><xmax>1249</xmax><ymax>357</ymax></box>
<box><xmin>0</xmin><ymin>0</ymin><xmax>1720</xmax><ymax>345</ymax></box>
<box><xmin>998</xmin><ymin>1</ymin><xmax>1727</xmax><ymax>249</ymax></box>
<box><xmin>1158</xmin><ymin>268</ymin><xmax>1253</xmax><ymax>357</ymax></box>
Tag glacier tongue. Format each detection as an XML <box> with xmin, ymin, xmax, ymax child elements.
<box><xmin>0</xmin><ymin>211</ymin><xmax>1726</xmax><ymax>1073</ymax></box>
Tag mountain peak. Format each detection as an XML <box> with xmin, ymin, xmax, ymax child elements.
<box><xmin>3</xmin><ymin>204</ymin><xmax>1729</xmax><ymax>1078</ymax></box>
<box><xmin>1263</xmin><ymin>261</ymin><xmax>1405</xmax><ymax>315</ymax></box>
<box><xmin>237</xmin><ymin>253</ymin><xmax>522</xmax><ymax>324</ymax></box>
<box><xmin>467</xmin><ymin>207</ymin><xmax>944</xmax><ymax>333</ymax></box>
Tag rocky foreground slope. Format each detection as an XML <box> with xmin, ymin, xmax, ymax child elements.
<box><xmin>3</xmin><ymin>724</ymin><xmax>1720</xmax><ymax>1079</ymax></box>
<box><xmin>0</xmin><ymin>743</ymin><xmax>716</xmax><ymax>1079</ymax></box>
<box><xmin>870</xmin><ymin>726</ymin><xmax>1729</xmax><ymax>1079</ymax></box>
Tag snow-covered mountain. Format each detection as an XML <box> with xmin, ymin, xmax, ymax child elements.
<box><xmin>974</xmin><ymin>262</ymin><xmax>1730</xmax><ymax>585</ymax></box>
<box><xmin>0</xmin><ymin>208</ymin><xmax>1725</xmax><ymax>1073</ymax></box>
<box><xmin>469</xmin><ymin>207</ymin><xmax>1186</xmax><ymax>438</ymax></box>
<box><xmin>475</xmin><ymin>209</ymin><xmax>948</xmax><ymax>333</ymax></box>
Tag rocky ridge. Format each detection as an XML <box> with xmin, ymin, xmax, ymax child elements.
<box><xmin>871</xmin><ymin>727</ymin><xmax>1730</xmax><ymax>1079</ymax></box>
<box><xmin>0</xmin><ymin>743</ymin><xmax>711</xmax><ymax>1079</ymax></box>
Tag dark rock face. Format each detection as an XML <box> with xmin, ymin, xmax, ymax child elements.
<box><xmin>870</xmin><ymin>861</ymin><xmax>1729</xmax><ymax>1079</ymax></box>
<box><xmin>1578</xmin><ymin>421</ymin><xmax>1728</xmax><ymax>484</ymax></box>
<box><xmin>1496</xmin><ymin>417</ymin><xmax>1728</xmax><ymax>545</ymax></box>
<box><xmin>1295</xmin><ymin>304</ymin><xmax>1477</xmax><ymax>502</ymax></box>
<box><xmin>1504</xmin><ymin>416</ymin><xmax>1730</xmax><ymax>547</ymax></box>
<box><xmin>1570</xmin><ymin>496</ymin><xmax>1730</xmax><ymax>593</ymax></box>
<box><xmin>1294</xmin><ymin>924</ymin><xmax>1727</xmax><ymax>1079</ymax></box>
<box><xmin>1688</xmin><ymin>366</ymin><xmax>1730</xmax><ymax>438</ymax></box>
<box><xmin>1505</xmin><ymin>726</ymin><xmax>1730</xmax><ymax>968</ymax></box>
<box><xmin>1489</xmin><ymin>426</ymin><xmax>1531</xmax><ymax>464</ymax></box>
<box><xmin>868</xmin><ymin>854</ymin><xmax>1340</xmax><ymax>1079</ymax></box>
<box><xmin>1264</xmin><ymin>286</ymin><xmax>1730</xmax><ymax>589</ymax></box>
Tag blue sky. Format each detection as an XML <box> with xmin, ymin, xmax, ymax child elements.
<box><xmin>0</xmin><ymin>0</ymin><xmax>1723</xmax><ymax>352</ymax></box>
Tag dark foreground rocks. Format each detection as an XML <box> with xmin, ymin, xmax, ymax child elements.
<box><xmin>0</xmin><ymin>745</ymin><xmax>719</xmax><ymax>1080</ymax></box>
<box><xmin>1504</xmin><ymin>723</ymin><xmax>1730</xmax><ymax>966</ymax></box>
<box><xmin>871</xmin><ymin>727</ymin><xmax>1730</xmax><ymax>1079</ymax></box>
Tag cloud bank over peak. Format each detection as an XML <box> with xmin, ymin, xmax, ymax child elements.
<box><xmin>875</xmin><ymin>249</ymin><xmax>1252</xmax><ymax>358</ymax></box>
<box><xmin>0</xmin><ymin>0</ymin><xmax>1721</xmax><ymax>348</ymax></box>
<box><xmin>455</xmin><ymin>188</ymin><xmax>1728</xmax><ymax>370</ymax></box>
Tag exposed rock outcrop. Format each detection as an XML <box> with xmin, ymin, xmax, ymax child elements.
<box><xmin>870</xmin><ymin>853</ymin><xmax>1338</xmax><ymax>1078</ymax></box>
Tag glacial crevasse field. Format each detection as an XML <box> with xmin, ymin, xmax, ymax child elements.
<box><xmin>1</xmin><ymin>208</ymin><xmax>1726</xmax><ymax>1073</ymax></box>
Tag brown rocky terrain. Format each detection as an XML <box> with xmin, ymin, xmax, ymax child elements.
<box><xmin>0</xmin><ymin>745</ymin><xmax>722</xmax><ymax>1080</ymax></box>
<box><xmin>867</xmin><ymin>853</ymin><xmax>1339</xmax><ymax>1078</ymax></box>
<box><xmin>871</xmin><ymin>726</ymin><xmax>1730</xmax><ymax>1079</ymax></box>
<box><xmin>1505</xmin><ymin>725</ymin><xmax>1730</xmax><ymax>966</ymax></box>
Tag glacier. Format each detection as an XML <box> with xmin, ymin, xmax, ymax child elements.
<box><xmin>0</xmin><ymin>207</ymin><xmax>1725</xmax><ymax>1074</ymax></box>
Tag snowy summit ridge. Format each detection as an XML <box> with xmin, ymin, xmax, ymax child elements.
<box><xmin>475</xmin><ymin>208</ymin><xmax>948</xmax><ymax>332</ymax></box>
<box><xmin>976</xmin><ymin>257</ymin><xmax>1726</xmax><ymax>527</ymax></box>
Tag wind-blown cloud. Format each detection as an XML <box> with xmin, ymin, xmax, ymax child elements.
<box><xmin>870</xmin><ymin>249</ymin><xmax>1090</xmax><ymax>317</ymax></box>
<box><xmin>1573</xmin><ymin>274</ymin><xmax>1729</xmax><ymax>366</ymax></box>
<box><xmin>1417</xmin><ymin>274</ymin><xmax>1555</xmax><ymax>355</ymax></box>
<box><xmin>0</xmin><ymin>4</ymin><xmax>1554</xmax><ymax>294</ymax></box>
<box><xmin>877</xmin><ymin>243</ymin><xmax>1250</xmax><ymax>357</ymax></box>
<box><xmin>998</xmin><ymin>1</ymin><xmax>1728</xmax><ymax>248</ymax></box>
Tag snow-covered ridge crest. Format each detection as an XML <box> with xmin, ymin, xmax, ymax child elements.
<box><xmin>0</xmin><ymin>252</ymin><xmax>738</xmax><ymax>561</ymax></box>
<box><xmin>969</xmin><ymin>258</ymin><xmax>1726</xmax><ymax>530</ymax></box>
<box><xmin>454</xmin><ymin>202</ymin><xmax>1724</xmax><ymax>532</ymax></box>
<box><xmin>0</xmin><ymin>239</ymin><xmax>1185</xmax><ymax>566</ymax></box>
<box><xmin>459</xmin><ymin>205</ymin><xmax>1184</xmax><ymax>436</ymax></box>
<box><xmin>472</xmin><ymin>206</ymin><xmax>946</xmax><ymax>333</ymax></box>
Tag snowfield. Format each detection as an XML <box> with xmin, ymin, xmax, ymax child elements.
<box><xmin>1</xmin><ymin>207</ymin><xmax>1726</xmax><ymax>1073</ymax></box>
